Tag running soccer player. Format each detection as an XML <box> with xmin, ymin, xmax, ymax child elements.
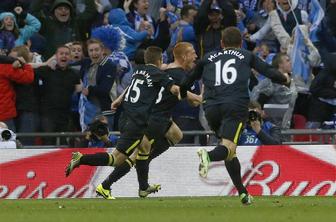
<box><xmin>97</xmin><ymin>42</ymin><xmax>202</xmax><ymax>199</ymax></box>
<box><xmin>65</xmin><ymin>46</ymin><xmax>181</xmax><ymax>199</ymax></box>
<box><xmin>181</xmin><ymin>27</ymin><xmax>290</xmax><ymax>205</ymax></box>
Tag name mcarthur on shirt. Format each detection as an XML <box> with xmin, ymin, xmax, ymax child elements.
<box><xmin>207</xmin><ymin>49</ymin><xmax>245</xmax><ymax>62</ymax></box>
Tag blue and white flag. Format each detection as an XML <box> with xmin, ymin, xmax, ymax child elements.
<box><xmin>308</xmin><ymin>0</ymin><xmax>324</xmax><ymax>42</ymax></box>
<box><xmin>291</xmin><ymin>26</ymin><xmax>310</xmax><ymax>83</ymax></box>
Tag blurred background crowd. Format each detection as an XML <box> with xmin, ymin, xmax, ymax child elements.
<box><xmin>0</xmin><ymin>0</ymin><xmax>335</xmax><ymax>147</ymax></box>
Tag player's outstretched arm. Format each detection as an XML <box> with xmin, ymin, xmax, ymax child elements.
<box><xmin>180</xmin><ymin>60</ymin><xmax>205</xmax><ymax>98</ymax></box>
<box><xmin>251</xmin><ymin>54</ymin><xmax>289</xmax><ymax>85</ymax></box>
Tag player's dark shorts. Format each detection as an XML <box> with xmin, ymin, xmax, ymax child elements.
<box><xmin>145</xmin><ymin>112</ymin><xmax>172</xmax><ymax>141</ymax></box>
<box><xmin>205</xmin><ymin>103</ymin><xmax>248</xmax><ymax>144</ymax></box>
<box><xmin>116</xmin><ymin>114</ymin><xmax>146</xmax><ymax>156</ymax></box>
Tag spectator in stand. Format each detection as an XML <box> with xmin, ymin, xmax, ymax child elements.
<box><xmin>239</xmin><ymin>101</ymin><xmax>281</xmax><ymax>145</ymax></box>
<box><xmin>69</xmin><ymin>41</ymin><xmax>84</xmax><ymax>64</ymax></box>
<box><xmin>0</xmin><ymin>6</ymin><xmax>41</xmax><ymax>55</ymax></box>
<box><xmin>0</xmin><ymin>55</ymin><xmax>34</xmax><ymax>131</ymax></box>
<box><xmin>246</xmin><ymin>0</ymin><xmax>270</xmax><ymax>32</ymax></box>
<box><xmin>246</xmin><ymin>0</ymin><xmax>309</xmax><ymax>46</ymax></box>
<box><xmin>251</xmin><ymin>52</ymin><xmax>297</xmax><ymax>128</ymax></box>
<box><xmin>194</xmin><ymin>0</ymin><xmax>236</xmax><ymax>57</ymax></box>
<box><xmin>306</xmin><ymin>52</ymin><xmax>336</xmax><ymax>129</ymax></box>
<box><xmin>8</xmin><ymin>46</ymin><xmax>39</xmax><ymax>145</ymax></box>
<box><xmin>78</xmin><ymin>39</ymin><xmax>116</xmax><ymax>131</ymax></box>
<box><xmin>268</xmin><ymin>10</ymin><xmax>321</xmax><ymax>86</ymax></box>
<box><xmin>91</xmin><ymin>25</ymin><xmax>132</xmax><ymax>99</ymax></box>
<box><xmin>245</xmin><ymin>0</ymin><xmax>278</xmax><ymax>51</ymax></box>
<box><xmin>125</xmin><ymin>0</ymin><xmax>156</xmax><ymax>33</ymax></box>
<box><xmin>30</xmin><ymin>0</ymin><xmax>97</xmax><ymax>59</ymax></box>
<box><xmin>91</xmin><ymin>25</ymin><xmax>133</xmax><ymax>131</ymax></box>
<box><xmin>257</xmin><ymin>43</ymin><xmax>272</xmax><ymax>60</ymax></box>
<box><xmin>34</xmin><ymin>45</ymin><xmax>82</xmax><ymax>144</ymax></box>
<box><xmin>107</xmin><ymin>8</ymin><xmax>149</xmax><ymax>60</ymax></box>
<box><xmin>252</xmin><ymin>42</ymin><xmax>276</xmax><ymax>83</ymax></box>
<box><xmin>168</xmin><ymin>5</ymin><xmax>198</xmax><ymax>60</ymax></box>
<box><xmin>124</xmin><ymin>0</ymin><xmax>171</xmax><ymax>52</ymax></box>
<box><xmin>66</xmin><ymin>41</ymin><xmax>85</xmax><ymax>132</ymax></box>
<box><xmin>252</xmin><ymin>53</ymin><xmax>294</xmax><ymax>105</ymax></box>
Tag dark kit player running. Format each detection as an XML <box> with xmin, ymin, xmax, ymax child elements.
<box><xmin>65</xmin><ymin>46</ymin><xmax>181</xmax><ymax>199</ymax></box>
<box><xmin>100</xmin><ymin>42</ymin><xmax>202</xmax><ymax>198</ymax></box>
<box><xmin>181</xmin><ymin>27</ymin><xmax>290</xmax><ymax>205</ymax></box>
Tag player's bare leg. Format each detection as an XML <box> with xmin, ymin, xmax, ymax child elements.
<box><xmin>198</xmin><ymin>138</ymin><xmax>252</xmax><ymax>204</ymax></box>
<box><xmin>165</xmin><ymin>121</ymin><xmax>183</xmax><ymax>145</ymax></box>
<box><xmin>136</xmin><ymin>135</ymin><xmax>161</xmax><ymax>197</ymax></box>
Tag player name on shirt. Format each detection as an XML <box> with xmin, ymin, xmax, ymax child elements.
<box><xmin>208</xmin><ymin>49</ymin><xmax>245</xmax><ymax>62</ymax></box>
<box><xmin>132</xmin><ymin>69</ymin><xmax>153</xmax><ymax>87</ymax></box>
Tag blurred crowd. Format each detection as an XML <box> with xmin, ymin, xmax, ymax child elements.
<box><xmin>0</xmin><ymin>0</ymin><xmax>335</xmax><ymax>146</ymax></box>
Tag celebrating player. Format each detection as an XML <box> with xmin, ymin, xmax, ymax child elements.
<box><xmin>65</xmin><ymin>46</ymin><xmax>181</xmax><ymax>199</ymax></box>
<box><xmin>181</xmin><ymin>27</ymin><xmax>290</xmax><ymax>205</ymax></box>
<box><xmin>94</xmin><ymin>42</ymin><xmax>202</xmax><ymax>199</ymax></box>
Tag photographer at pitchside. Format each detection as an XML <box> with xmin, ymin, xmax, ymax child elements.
<box><xmin>238</xmin><ymin>101</ymin><xmax>281</xmax><ymax>145</ymax></box>
<box><xmin>81</xmin><ymin>115</ymin><xmax>118</xmax><ymax>148</ymax></box>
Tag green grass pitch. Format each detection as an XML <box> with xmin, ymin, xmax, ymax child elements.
<box><xmin>1</xmin><ymin>197</ymin><xmax>335</xmax><ymax>222</ymax></box>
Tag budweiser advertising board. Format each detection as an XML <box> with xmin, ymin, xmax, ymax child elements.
<box><xmin>0</xmin><ymin>145</ymin><xmax>335</xmax><ymax>199</ymax></box>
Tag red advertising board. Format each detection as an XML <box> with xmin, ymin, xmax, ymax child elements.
<box><xmin>0</xmin><ymin>146</ymin><xmax>335</xmax><ymax>199</ymax></box>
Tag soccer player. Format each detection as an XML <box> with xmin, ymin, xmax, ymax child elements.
<box><xmin>97</xmin><ymin>42</ymin><xmax>202</xmax><ymax>199</ymax></box>
<box><xmin>65</xmin><ymin>46</ymin><xmax>181</xmax><ymax>199</ymax></box>
<box><xmin>181</xmin><ymin>27</ymin><xmax>290</xmax><ymax>205</ymax></box>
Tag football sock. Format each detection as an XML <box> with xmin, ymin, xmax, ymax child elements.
<box><xmin>102</xmin><ymin>158</ymin><xmax>134</xmax><ymax>190</ymax></box>
<box><xmin>79</xmin><ymin>152</ymin><xmax>114</xmax><ymax>166</ymax></box>
<box><xmin>208</xmin><ymin>145</ymin><xmax>229</xmax><ymax>161</ymax></box>
<box><xmin>225</xmin><ymin>157</ymin><xmax>248</xmax><ymax>195</ymax></box>
<box><xmin>136</xmin><ymin>152</ymin><xmax>150</xmax><ymax>190</ymax></box>
<box><xmin>149</xmin><ymin>138</ymin><xmax>170</xmax><ymax>161</ymax></box>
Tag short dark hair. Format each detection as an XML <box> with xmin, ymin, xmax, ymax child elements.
<box><xmin>221</xmin><ymin>27</ymin><xmax>242</xmax><ymax>48</ymax></box>
<box><xmin>56</xmin><ymin>45</ymin><xmax>71</xmax><ymax>53</ymax></box>
<box><xmin>181</xmin><ymin>5</ymin><xmax>197</xmax><ymax>18</ymax></box>
<box><xmin>272</xmin><ymin>52</ymin><xmax>288</xmax><ymax>69</ymax></box>
<box><xmin>144</xmin><ymin>46</ymin><xmax>162</xmax><ymax>64</ymax></box>
<box><xmin>134</xmin><ymin>48</ymin><xmax>146</xmax><ymax>65</ymax></box>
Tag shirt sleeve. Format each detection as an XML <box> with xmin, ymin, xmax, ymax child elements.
<box><xmin>250</xmin><ymin>53</ymin><xmax>287</xmax><ymax>84</ymax></box>
<box><xmin>152</xmin><ymin>70</ymin><xmax>175</xmax><ymax>90</ymax></box>
<box><xmin>250</xmin><ymin>18</ymin><xmax>271</xmax><ymax>42</ymax></box>
<box><xmin>180</xmin><ymin>59</ymin><xmax>206</xmax><ymax>97</ymax></box>
<box><xmin>257</xmin><ymin>123</ymin><xmax>282</xmax><ymax>145</ymax></box>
